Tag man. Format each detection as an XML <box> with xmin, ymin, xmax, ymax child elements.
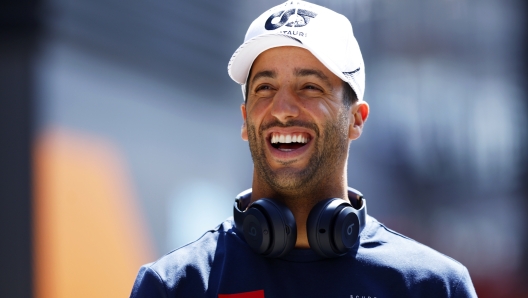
<box><xmin>131</xmin><ymin>1</ymin><xmax>477</xmax><ymax>297</ymax></box>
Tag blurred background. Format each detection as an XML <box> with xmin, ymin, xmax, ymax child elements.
<box><xmin>1</xmin><ymin>0</ymin><xmax>527</xmax><ymax>297</ymax></box>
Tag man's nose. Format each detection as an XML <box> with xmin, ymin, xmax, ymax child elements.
<box><xmin>270</xmin><ymin>87</ymin><xmax>300</xmax><ymax>122</ymax></box>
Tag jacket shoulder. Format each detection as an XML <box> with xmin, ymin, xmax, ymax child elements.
<box><xmin>359</xmin><ymin>216</ymin><xmax>477</xmax><ymax>297</ymax></box>
<box><xmin>130</xmin><ymin>220</ymin><xmax>235</xmax><ymax>297</ymax></box>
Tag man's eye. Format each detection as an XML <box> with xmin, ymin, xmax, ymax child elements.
<box><xmin>255</xmin><ymin>85</ymin><xmax>272</xmax><ymax>91</ymax></box>
<box><xmin>304</xmin><ymin>85</ymin><xmax>321</xmax><ymax>91</ymax></box>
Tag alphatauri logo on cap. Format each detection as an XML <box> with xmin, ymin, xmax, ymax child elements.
<box><xmin>265</xmin><ymin>9</ymin><xmax>317</xmax><ymax>30</ymax></box>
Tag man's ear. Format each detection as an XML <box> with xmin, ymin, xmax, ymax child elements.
<box><xmin>348</xmin><ymin>101</ymin><xmax>369</xmax><ymax>141</ymax></box>
<box><xmin>241</xmin><ymin>103</ymin><xmax>248</xmax><ymax>141</ymax></box>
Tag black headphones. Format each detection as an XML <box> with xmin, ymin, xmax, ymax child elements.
<box><xmin>233</xmin><ymin>187</ymin><xmax>367</xmax><ymax>258</ymax></box>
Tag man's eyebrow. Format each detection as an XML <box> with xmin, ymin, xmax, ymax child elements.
<box><xmin>295</xmin><ymin>68</ymin><xmax>331</xmax><ymax>84</ymax></box>
<box><xmin>249</xmin><ymin>68</ymin><xmax>332</xmax><ymax>88</ymax></box>
<box><xmin>250</xmin><ymin>70</ymin><xmax>276</xmax><ymax>85</ymax></box>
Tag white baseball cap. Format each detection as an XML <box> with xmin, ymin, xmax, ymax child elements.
<box><xmin>228</xmin><ymin>0</ymin><xmax>365</xmax><ymax>101</ymax></box>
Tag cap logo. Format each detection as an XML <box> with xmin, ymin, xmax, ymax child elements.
<box><xmin>265</xmin><ymin>9</ymin><xmax>317</xmax><ymax>30</ymax></box>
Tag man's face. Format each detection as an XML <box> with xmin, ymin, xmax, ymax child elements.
<box><xmin>241</xmin><ymin>46</ymin><xmax>360</xmax><ymax>194</ymax></box>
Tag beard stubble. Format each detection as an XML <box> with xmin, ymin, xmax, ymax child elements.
<box><xmin>246</xmin><ymin>109</ymin><xmax>350</xmax><ymax>198</ymax></box>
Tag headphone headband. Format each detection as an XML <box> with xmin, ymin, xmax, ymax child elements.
<box><xmin>233</xmin><ymin>188</ymin><xmax>252</xmax><ymax>230</ymax></box>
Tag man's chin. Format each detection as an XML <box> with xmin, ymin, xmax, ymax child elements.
<box><xmin>263</xmin><ymin>167</ymin><xmax>313</xmax><ymax>191</ymax></box>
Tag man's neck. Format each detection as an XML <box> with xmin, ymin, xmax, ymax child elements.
<box><xmin>250</xmin><ymin>172</ymin><xmax>353</xmax><ymax>248</ymax></box>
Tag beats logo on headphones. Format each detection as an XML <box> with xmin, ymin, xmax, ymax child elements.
<box><xmin>233</xmin><ymin>187</ymin><xmax>366</xmax><ymax>258</ymax></box>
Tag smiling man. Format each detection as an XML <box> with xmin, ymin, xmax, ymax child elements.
<box><xmin>240</xmin><ymin>46</ymin><xmax>368</xmax><ymax>249</ymax></box>
<box><xmin>130</xmin><ymin>1</ymin><xmax>477</xmax><ymax>297</ymax></box>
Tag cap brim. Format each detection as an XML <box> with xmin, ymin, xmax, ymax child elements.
<box><xmin>228</xmin><ymin>34</ymin><xmax>351</xmax><ymax>89</ymax></box>
<box><xmin>228</xmin><ymin>34</ymin><xmax>306</xmax><ymax>85</ymax></box>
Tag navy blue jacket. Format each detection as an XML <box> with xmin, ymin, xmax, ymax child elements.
<box><xmin>130</xmin><ymin>215</ymin><xmax>476</xmax><ymax>297</ymax></box>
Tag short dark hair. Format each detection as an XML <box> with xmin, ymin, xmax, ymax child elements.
<box><xmin>342</xmin><ymin>82</ymin><xmax>358</xmax><ymax>109</ymax></box>
<box><xmin>245</xmin><ymin>79</ymin><xmax>357</xmax><ymax>109</ymax></box>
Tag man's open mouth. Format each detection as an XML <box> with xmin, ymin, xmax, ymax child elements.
<box><xmin>270</xmin><ymin>132</ymin><xmax>311</xmax><ymax>152</ymax></box>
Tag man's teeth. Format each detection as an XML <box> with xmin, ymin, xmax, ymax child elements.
<box><xmin>271</xmin><ymin>133</ymin><xmax>308</xmax><ymax>144</ymax></box>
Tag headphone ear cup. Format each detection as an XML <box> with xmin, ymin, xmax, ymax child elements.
<box><xmin>307</xmin><ymin>199</ymin><xmax>360</xmax><ymax>258</ymax></box>
<box><xmin>242</xmin><ymin>207</ymin><xmax>272</xmax><ymax>254</ymax></box>
<box><xmin>243</xmin><ymin>199</ymin><xmax>297</xmax><ymax>258</ymax></box>
<box><xmin>332</xmin><ymin>205</ymin><xmax>360</xmax><ymax>252</ymax></box>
